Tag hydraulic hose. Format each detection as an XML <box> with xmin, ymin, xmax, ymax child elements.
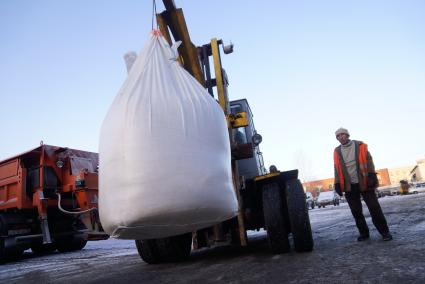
<box><xmin>56</xmin><ymin>193</ymin><xmax>97</xmax><ymax>215</ymax></box>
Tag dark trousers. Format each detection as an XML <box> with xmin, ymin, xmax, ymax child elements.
<box><xmin>345</xmin><ymin>184</ymin><xmax>389</xmax><ymax>236</ymax></box>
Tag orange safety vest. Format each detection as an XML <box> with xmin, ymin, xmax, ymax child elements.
<box><xmin>334</xmin><ymin>142</ymin><xmax>369</xmax><ymax>191</ymax></box>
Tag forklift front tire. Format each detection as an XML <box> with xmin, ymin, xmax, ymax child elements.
<box><xmin>262</xmin><ymin>182</ymin><xmax>290</xmax><ymax>253</ymax></box>
<box><xmin>285</xmin><ymin>179</ymin><xmax>314</xmax><ymax>252</ymax></box>
<box><xmin>135</xmin><ymin>232</ymin><xmax>192</xmax><ymax>264</ymax></box>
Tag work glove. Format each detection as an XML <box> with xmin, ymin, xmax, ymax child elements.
<box><xmin>334</xmin><ymin>183</ymin><xmax>342</xmax><ymax>196</ymax></box>
<box><xmin>367</xmin><ymin>172</ymin><xmax>379</xmax><ymax>189</ymax></box>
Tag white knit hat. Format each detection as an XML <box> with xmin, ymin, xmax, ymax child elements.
<box><xmin>335</xmin><ymin>127</ymin><xmax>349</xmax><ymax>136</ymax></box>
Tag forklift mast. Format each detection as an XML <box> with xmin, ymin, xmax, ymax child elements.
<box><xmin>157</xmin><ymin>0</ymin><xmax>250</xmax><ymax>246</ymax></box>
<box><xmin>157</xmin><ymin>0</ymin><xmax>231</xmax><ymax>114</ymax></box>
<box><xmin>156</xmin><ymin>1</ymin><xmax>205</xmax><ymax>87</ymax></box>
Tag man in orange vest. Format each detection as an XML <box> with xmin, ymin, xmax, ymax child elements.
<box><xmin>333</xmin><ymin>127</ymin><xmax>392</xmax><ymax>241</ymax></box>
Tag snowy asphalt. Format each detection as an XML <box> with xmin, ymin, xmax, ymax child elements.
<box><xmin>1</xmin><ymin>193</ymin><xmax>425</xmax><ymax>283</ymax></box>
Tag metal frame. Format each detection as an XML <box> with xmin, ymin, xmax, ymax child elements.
<box><xmin>157</xmin><ymin>0</ymin><xmax>248</xmax><ymax>246</ymax></box>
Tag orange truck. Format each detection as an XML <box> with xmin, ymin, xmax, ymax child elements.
<box><xmin>0</xmin><ymin>144</ymin><xmax>108</xmax><ymax>262</ymax></box>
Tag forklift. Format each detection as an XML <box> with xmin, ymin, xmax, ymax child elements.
<box><xmin>134</xmin><ymin>0</ymin><xmax>313</xmax><ymax>264</ymax></box>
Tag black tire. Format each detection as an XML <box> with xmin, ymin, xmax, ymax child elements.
<box><xmin>262</xmin><ymin>182</ymin><xmax>290</xmax><ymax>253</ymax></box>
<box><xmin>56</xmin><ymin>235</ymin><xmax>87</xmax><ymax>253</ymax></box>
<box><xmin>31</xmin><ymin>243</ymin><xmax>57</xmax><ymax>255</ymax></box>
<box><xmin>0</xmin><ymin>216</ymin><xmax>6</xmax><ymax>263</ymax></box>
<box><xmin>0</xmin><ymin>239</ymin><xmax>23</xmax><ymax>263</ymax></box>
<box><xmin>135</xmin><ymin>232</ymin><xmax>192</xmax><ymax>264</ymax></box>
<box><xmin>285</xmin><ymin>179</ymin><xmax>314</xmax><ymax>252</ymax></box>
<box><xmin>0</xmin><ymin>238</ymin><xmax>5</xmax><ymax>264</ymax></box>
<box><xmin>135</xmin><ymin>239</ymin><xmax>161</xmax><ymax>264</ymax></box>
<box><xmin>311</xmin><ymin>203</ymin><xmax>315</xmax><ymax>210</ymax></box>
<box><xmin>0</xmin><ymin>215</ymin><xmax>24</xmax><ymax>263</ymax></box>
<box><xmin>230</xmin><ymin>227</ymin><xmax>242</xmax><ymax>245</ymax></box>
<box><xmin>0</xmin><ymin>239</ymin><xmax>5</xmax><ymax>264</ymax></box>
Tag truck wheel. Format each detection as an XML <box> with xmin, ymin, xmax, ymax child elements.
<box><xmin>135</xmin><ymin>232</ymin><xmax>192</xmax><ymax>264</ymax></box>
<box><xmin>56</xmin><ymin>235</ymin><xmax>87</xmax><ymax>252</ymax></box>
<box><xmin>0</xmin><ymin>215</ymin><xmax>24</xmax><ymax>263</ymax></box>
<box><xmin>0</xmin><ymin>238</ymin><xmax>5</xmax><ymax>263</ymax></box>
<box><xmin>262</xmin><ymin>182</ymin><xmax>290</xmax><ymax>253</ymax></box>
<box><xmin>31</xmin><ymin>243</ymin><xmax>57</xmax><ymax>255</ymax></box>
<box><xmin>285</xmin><ymin>179</ymin><xmax>314</xmax><ymax>252</ymax></box>
<box><xmin>0</xmin><ymin>239</ymin><xmax>24</xmax><ymax>263</ymax></box>
<box><xmin>0</xmin><ymin>217</ymin><xmax>5</xmax><ymax>262</ymax></box>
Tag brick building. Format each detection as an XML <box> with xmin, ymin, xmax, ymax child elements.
<box><xmin>376</xmin><ymin>168</ymin><xmax>391</xmax><ymax>186</ymax></box>
<box><xmin>303</xmin><ymin>178</ymin><xmax>334</xmax><ymax>197</ymax></box>
<box><xmin>302</xmin><ymin>157</ymin><xmax>425</xmax><ymax>195</ymax></box>
<box><xmin>303</xmin><ymin>168</ymin><xmax>391</xmax><ymax>197</ymax></box>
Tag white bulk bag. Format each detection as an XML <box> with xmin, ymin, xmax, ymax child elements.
<box><xmin>99</xmin><ymin>31</ymin><xmax>238</xmax><ymax>240</ymax></box>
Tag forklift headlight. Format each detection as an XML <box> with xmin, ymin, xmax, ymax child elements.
<box><xmin>252</xmin><ymin>133</ymin><xmax>262</xmax><ymax>146</ymax></box>
<box><xmin>56</xmin><ymin>160</ymin><xmax>64</xmax><ymax>168</ymax></box>
<box><xmin>223</xmin><ymin>43</ymin><xmax>234</xmax><ymax>54</ymax></box>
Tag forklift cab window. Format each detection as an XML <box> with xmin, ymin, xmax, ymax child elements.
<box><xmin>234</xmin><ymin>127</ymin><xmax>247</xmax><ymax>144</ymax></box>
<box><xmin>230</xmin><ymin>104</ymin><xmax>243</xmax><ymax>115</ymax></box>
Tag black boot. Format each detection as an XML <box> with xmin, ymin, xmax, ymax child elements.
<box><xmin>357</xmin><ymin>235</ymin><xmax>370</xmax><ymax>242</ymax></box>
<box><xmin>382</xmin><ymin>233</ymin><xmax>393</xmax><ymax>241</ymax></box>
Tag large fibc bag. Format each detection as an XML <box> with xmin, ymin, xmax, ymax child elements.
<box><xmin>99</xmin><ymin>31</ymin><xmax>238</xmax><ymax>240</ymax></box>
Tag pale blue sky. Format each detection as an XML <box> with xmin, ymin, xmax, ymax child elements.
<box><xmin>1</xmin><ymin>0</ymin><xmax>424</xmax><ymax>181</ymax></box>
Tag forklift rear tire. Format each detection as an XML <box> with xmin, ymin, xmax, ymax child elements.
<box><xmin>135</xmin><ymin>232</ymin><xmax>192</xmax><ymax>264</ymax></box>
<box><xmin>262</xmin><ymin>182</ymin><xmax>290</xmax><ymax>253</ymax></box>
<box><xmin>285</xmin><ymin>179</ymin><xmax>314</xmax><ymax>252</ymax></box>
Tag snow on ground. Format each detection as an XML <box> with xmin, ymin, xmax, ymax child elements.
<box><xmin>1</xmin><ymin>193</ymin><xmax>425</xmax><ymax>283</ymax></box>
<box><xmin>0</xmin><ymin>238</ymin><xmax>138</xmax><ymax>281</ymax></box>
